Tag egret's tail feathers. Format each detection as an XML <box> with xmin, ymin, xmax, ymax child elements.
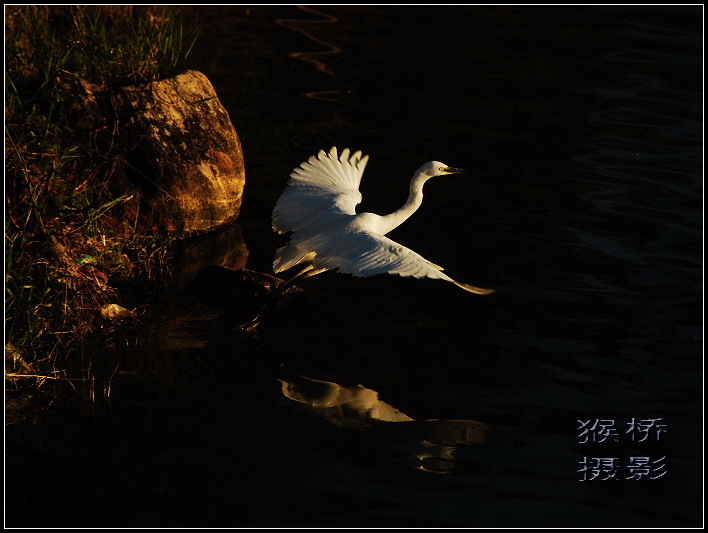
<box><xmin>452</xmin><ymin>280</ymin><xmax>495</xmax><ymax>295</ymax></box>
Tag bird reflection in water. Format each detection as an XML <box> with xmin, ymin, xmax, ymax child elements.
<box><xmin>279</xmin><ymin>369</ymin><xmax>490</xmax><ymax>474</ymax></box>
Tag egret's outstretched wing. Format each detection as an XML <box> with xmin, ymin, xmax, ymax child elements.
<box><xmin>272</xmin><ymin>147</ymin><xmax>369</xmax><ymax>234</ymax></box>
<box><xmin>294</xmin><ymin>227</ymin><xmax>494</xmax><ymax>294</ymax></box>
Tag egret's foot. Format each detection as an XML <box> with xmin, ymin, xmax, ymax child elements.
<box><xmin>238</xmin><ymin>297</ymin><xmax>280</xmax><ymax>333</ymax></box>
<box><xmin>237</xmin><ymin>313</ymin><xmax>263</xmax><ymax>334</ymax></box>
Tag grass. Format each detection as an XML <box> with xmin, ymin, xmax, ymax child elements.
<box><xmin>5</xmin><ymin>6</ymin><xmax>201</xmax><ymax>408</ymax></box>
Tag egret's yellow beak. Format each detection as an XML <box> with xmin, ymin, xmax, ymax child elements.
<box><xmin>443</xmin><ymin>166</ymin><xmax>466</xmax><ymax>174</ymax></box>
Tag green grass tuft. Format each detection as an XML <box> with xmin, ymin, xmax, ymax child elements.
<box><xmin>5</xmin><ymin>6</ymin><xmax>199</xmax><ymax>406</ymax></box>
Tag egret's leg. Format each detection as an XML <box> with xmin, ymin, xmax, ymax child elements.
<box><xmin>285</xmin><ymin>265</ymin><xmax>328</xmax><ymax>286</ymax></box>
<box><xmin>239</xmin><ymin>264</ymin><xmax>327</xmax><ymax>332</ymax></box>
<box><xmin>275</xmin><ymin>263</ymin><xmax>326</xmax><ymax>293</ymax></box>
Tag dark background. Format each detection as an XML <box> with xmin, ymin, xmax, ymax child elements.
<box><xmin>7</xmin><ymin>6</ymin><xmax>702</xmax><ymax>527</ymax></box>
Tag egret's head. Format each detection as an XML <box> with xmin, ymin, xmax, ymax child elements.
<box><xmin>417</xmin><ymin>161</ymin><xmax>467</xmax><ymax>178</ymax></box>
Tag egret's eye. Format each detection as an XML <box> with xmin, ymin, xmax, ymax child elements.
<box><xmin>439</xmin><ymin>167</ymin><xmax>445</xmax><ymax>172</ymax></box>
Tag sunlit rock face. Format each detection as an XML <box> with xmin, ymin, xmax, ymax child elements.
<box><xmin>118</xmin><ymin>70</ymin><xmax>245</xmax><ymax>234</ymax></box>
<box><xmin>62</xmin><ymin>69</ymin><xmax>246</xmax><ymax>235</ymax></box>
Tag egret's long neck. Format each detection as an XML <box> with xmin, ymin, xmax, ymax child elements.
<box><xmin>377</xmin><ymin>173</ymin><xmax>430</xmax><ymax>235</ymax></box>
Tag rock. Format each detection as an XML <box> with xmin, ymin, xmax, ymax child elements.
<box><xmin>116</xmin><ymin>70</ymin><xmax>245</xmax><ymax>235</ymax></box>
<box><xmin>99</xmin><ymin>303</ymin><xmax>136</xmax><ymax>321</ymax></box>
<box><xmin>168</xmin><ymin>222</ymin><xmax>250</xmax><ymax>287</ymax></box>
<box><xmin>186</xmin><ymin>266</ymin><xmax>300</xmax><ymax>315</ymax></box>
<box><xmin>60</xmin><ymin>70</ymin><xmax>245</xmax><ymax>236</ymax></box>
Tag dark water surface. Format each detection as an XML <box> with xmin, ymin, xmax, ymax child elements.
<box><xmin>7</xmin><ymin>6</ymin><xmax>702</xmax><ymax>528</ymax></box>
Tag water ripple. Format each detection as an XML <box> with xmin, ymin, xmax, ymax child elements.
<box><xmin>275</xmin><ymin>6</ymin><xmax>340</xmax><ymax>76</ymax></box>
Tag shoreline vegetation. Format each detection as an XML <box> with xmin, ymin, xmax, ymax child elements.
<box><xmin>5</xmin><ymin>6</ymin><xmax>203</xmax><ymax>412</ymax></box>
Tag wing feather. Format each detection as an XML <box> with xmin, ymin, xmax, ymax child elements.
<box><xmin>272</xmin><ymin>147</ymin><xmax>368</xmax><ymax>234</ymax></box>
<box><xmin>301</xmin><ymin>227</ymin><xmax>453</xmax><ymax>282</ymax></box>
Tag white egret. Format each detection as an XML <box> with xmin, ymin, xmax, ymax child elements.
<box><xmin>241</xmin><ymin>147</ymin><xmax>494</xmax><ymax>331</ymax></box>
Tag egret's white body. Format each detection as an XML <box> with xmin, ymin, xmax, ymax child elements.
<box><xmin>271</xmin><ymin>147</ymin><xmax>494</xmax><ymax>295</ymax></box>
